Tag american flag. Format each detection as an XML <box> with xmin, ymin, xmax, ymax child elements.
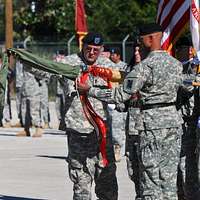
<box><xmin>157</xmin><ymin>0</ymin><xmax>190</xmax><ymax>52</ymax></box>
<box><xmin>190</xmin><ymin>0</ymin><xmax>200</xmax><ymax>52</ymax></box>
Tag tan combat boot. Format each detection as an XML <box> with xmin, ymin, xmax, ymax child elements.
<box><xmin>16</xmin><ymin>129</ymin><xmax>30</xmax><ymax>137</ymax></box>
<box><xmin>43</xmin><ymin>123</ymin><xmax>49</xmax><ymax>129</ymax></box>
<box><xmin>11</xmin><ymin>121</ymin><xmax>22</xmax><ymax>128</ymax></box>
<box><xmin>114</xmin><ymin>144</ymin><xmax>121</xmax><ymax>162</ymax></box>
<box><xmin>32</xmin><ymin>127</ymin><xmax>44</xmax><ymax>137</ymax></box>
<box><xmin>3</xmin><ymin>122</ymin><xmax>12</xmax><ymax>128</ymax></box>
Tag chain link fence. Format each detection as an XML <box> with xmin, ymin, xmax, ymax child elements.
<box><xmin>9</xmin><ymin>39</ymin><xmax>135</xmax><ymax>98</ymax></box>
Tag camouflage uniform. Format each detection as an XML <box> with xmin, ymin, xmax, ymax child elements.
<box><xmin>175</xmin><ymin>58</ymin><xmax>200</xmax><ymax>200</ymax></box>
<box><xmin>54</xmin><ymin>55</ymin><xmax>71</xmax><ymax>130</ymax></box>
<box><xmin>63</xmin><ymin>54</ymin><xmax>118</xmax><ymax>200</ymax></box>
<box><xmin>26</xmin><ymin>54</ymin><xmax>118</xmax><ymax>199</ymax></box>
<box><xmin>3</xmin><ymin>68</ymin><xmax>14</xmax><ymax>125</ymax></box>
<box><xmin>3</xmin><ymin>81</ymin><xmax>11</xmax><ymax>124</ymax></box>
<box><xmin>21</xmin><ymin>64</ymin><xmax>42</xmax><ymax>129</ymax></box>
<box><xmin>55</xmin><ymin>78</ymin><xmax>68</xmax><ymax>130</ymax></box>
<box><xmin>89</xmin><ymin>50</ymin><xmax>183</xmax><ymax>200</ymax></box>
<box><xmin>107</xmin><ymin>60</ymin><xmax>127</xmax><ymax>157</ymax></box>
<box><xmin>15</xmin><ymin>60</ymin><xmax>24</xmax><ymax>124</ymax></box>
<box><xmin>39</xmin><ymin>78</ymin><xmax>49</xmax><ymax>127</ymax></box>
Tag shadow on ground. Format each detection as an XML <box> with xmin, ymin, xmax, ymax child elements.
<box><xmin>0</xmin><ymin>195</ymin><xmax>47</xmax><ymax>200</ymax></box>
<box><xmin>36</xmin><ymin>155</ymin><xmax>67</xmax><ymax>160</ymax></box>
<box><xmin>0</xmin><ymin>133</ymin><xmax>16</xmax><ymax>137</ymax></box>
<box><xmin>44</xmin><ymin>130</ymin><xmax>66</xmax><ymax>136</ymax></box>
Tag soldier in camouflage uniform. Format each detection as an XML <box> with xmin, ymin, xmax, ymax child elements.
<box><xmin>39</xmin><ymin>78</ymin><xmax>49</xmax><ymax>128</ymax></box>
<box><xmin>175</xmin><ymin>38</ymin><xmax>200</xmax><ymax>200</ymax></box>
<box><xmin>63</xmin><ymin>33</ymin><xmax>118</xmax><ymax>200</ymax></box>
<box><xmin>16</xmin><ymin>63</ymin><xmax>44</xmax><ymax>137</ymax></box>
<box><xmin>15</xmin><ymin>60</ymin><xmax>24</xmax><ymax>126</ymax></box>
<box><xmin>0</xmin><ymin>53</ymin><xmax>3</xmax><ymax>126</ymax></box>
<box><xmin>108</xmin><ymin>47</ymin><xmax>128</xmax><ymax>161</ymax></box>
<box><xmin>125</xmin><ymin>46</ymin><xmax>143</xmax><ymax>197</ymax></box>
<box><xmin>54</xmin><ymin>50</ymin><xmax>69</xmax><ymax>131</ymax></box>
<box><xmin>66</xmin><ymin>33</ymin><xmax>118</xmax><ymax>200</ymax></box>
<box><xmin>78</xmin><ymin>23</ymin><xmax>183</xmax><ymax>200</ymax></box>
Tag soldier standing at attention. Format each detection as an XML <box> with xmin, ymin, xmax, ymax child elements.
<box><xmin>54</xmin><ymin>50</ymin><xmax>68</xmax><ymax>131</ymax></box>
<box><xmin>107</xmin><ymin>47</ymin><xmax>127</xmax><ymax>161</ymax></box>
<box><xmin>78</xmin><ymin>23</ymin><xmax>183</xmax><ymax>200</ymax></box>
<box><xmin>16</xmin><ymin>63</ymin><xmax>44</xmax><ymax>137</ymax></box>
<box><xmin>0</xmin><ymin>52</ymin><xmax>3</xmax><ymax>126</ymax></box>
<box><xmin>176</xmin><ymin>37</ymin><xmax>200</xmax><ymax>199</ymax></box>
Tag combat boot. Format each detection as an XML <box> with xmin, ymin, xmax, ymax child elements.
<box><xmin>114</xmin><ymin>144</ymin><xmax>121</xmax><ymax>162</ymax></box>
<box><xmin>43</xmin><ymin>123</ymin><xmax>49</xmax><ymax>129</ymax></box>
<box><xmin>11</xmin><ymin>121</ymin><xmax>22</xmax><ymax>128</ymax></box>
<box><xmin>32</xmin><ymin>127</ymin><xmax>44</xmax><ymax>137</ymax></box>
<box><xmin>16</xmin><ymin>129</ymin><xmax>30</xmax><ymax>137</ymax></box>
<box><xmin>3</xmin><ymin>122</ymin><xmax>12</xmax><ymax>128</ymax></box>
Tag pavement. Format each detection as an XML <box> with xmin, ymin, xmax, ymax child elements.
<box><xmin>0</xmin><ymin>101</ymin><xmax>135</xmax><ymax>200</ymax></box>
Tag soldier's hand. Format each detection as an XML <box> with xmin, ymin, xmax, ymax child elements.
<box><xmin>76</xmin><ymin>80</ymin><xmax>91</xmax><ymax>94</ymax></box>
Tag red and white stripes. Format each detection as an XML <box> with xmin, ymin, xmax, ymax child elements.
<box><xmin>157</xmin><ymin>0</ymin><xmax>190</xmax><ymax>51</ymax></box>
<box><xmin>190</xmin><ymin>0</ymin><xmax>200</xmax><ymax>52</ymax></box>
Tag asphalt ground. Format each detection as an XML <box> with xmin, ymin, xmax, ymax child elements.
<box><xmin>0</xmin><ymin>101</ymin><xmax>135</xmax><ymax>200</ymax></box>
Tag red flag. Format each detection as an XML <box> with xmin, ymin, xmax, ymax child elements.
<box><xmin>75</xmin><ymin>0</ymin><xmax>88</xmax><ymax>49</ymax></box>
<box><xmin>157</xmin><ymin>0</ymin><xmax>190</xmax><ymax>53</ymax></box>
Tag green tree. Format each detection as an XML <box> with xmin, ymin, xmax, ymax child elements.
<box><xmin>0</xmin><ymin>0</ymin><xmax>157</xmax><ymax>42</ymax></box>
<box><xmin>86</xmin><ymin>0</ymin><xmax>157</xmax><ymax>40</ymax></box>
<box><xmin>13</xmin><ymin>0</ymin><xmax>75</xmax><ymax>41</ymax></box>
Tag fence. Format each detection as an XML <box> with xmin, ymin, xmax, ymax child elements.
<box><xmin>13</xmin><ymin>35</ymin><xmax>135</xmax><ymax>64</ymax></box>
<box><xmin>2</xmin><ymin>38</ymin><xmax>135</xmax><ymax>98</ymax></box>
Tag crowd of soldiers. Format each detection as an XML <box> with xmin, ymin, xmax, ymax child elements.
<box><xmin>0</xmin><ymin>22</ymin><xmax>200</xmax><ymax>200</ymax></box>
<box><xmin>1</xmin><ymin>51</ymin><xmax>50</xmax><ymax>137</ymax></box>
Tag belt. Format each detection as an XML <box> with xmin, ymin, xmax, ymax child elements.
<box><xmin>141</xmin><ymin>102</ymin><xmax>175</xmax><ymax>110</ymax></box>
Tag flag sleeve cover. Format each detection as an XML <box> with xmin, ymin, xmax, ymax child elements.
<box><xmin>7</xmin><ymin>48</ymin><xmax>80</xmax><ymax>80</ymax></box>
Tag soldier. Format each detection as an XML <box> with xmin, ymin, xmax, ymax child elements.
<box><xmin>124</xmin><ymin>46</ymin><xmax>142</xmax><ymax>197</ymax></box>
<box><xmin>0</xmin><ymin>52</ymin><xmax>3</xmax><ymax>126</ymax></box>
<box><xmin>23</xmin><ymin>38</ymin><xmax>118</xmax><ymax>199</ymax></box>
<box><xmin>175</xmin><ymin>37</ymin><xmax>200</xmax><ymax>200</ymax></box>
<box><xmin>16</xmin><ymin>63</ymin><xmax>44</xmax><ymax>137</ymax></box>
<box><xmin>39</xmin><ymin>78</ymin><xmax>50</xmax><ymax>129</ymax></box>
<box><xmin>64</xmin><ymin>32</ymin><xmax>118</xmax><ymax>200</ymax></box>
<box><xmin>107</xmin><ymin>47</ymin><xmax>128</xmax><ymax>161</ymax></box>
<box><xmin>109</xmin><ymin>47</ymin><xmax>127</xmax><ymax>70</ymax></box>
<box><xmin>54</xmin><ymin>50</ymin><xmax>69</xmax><ymax>131</ymax></box>
<box><xmin>15</xmin><ymin>59</ymin><xmax>24</xmax><ymax>127</ymax></box>
<box><xmin>2</xmin><ymin>66</ymin><xmax>14</xmax><ymax>128</ymax></box>
<box><xmin>78</xmin><ymin>23</ymin><xmax>183</xmax><ymax>200</ymax></box>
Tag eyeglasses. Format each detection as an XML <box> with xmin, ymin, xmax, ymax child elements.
<box><xmin>85</xmin><ymin>46</ymin><xmax>102</xmax><ymax>54</ymax></box>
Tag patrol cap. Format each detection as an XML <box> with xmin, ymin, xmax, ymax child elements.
<box><xmin>139</xmin><ymin>23</ymin><xmax>163</xmax><ymax>36</ymax></box>
<box><xmin>103</xmin><ymin>46</ymin><xmax>110</xmax><ymax>52</ymax></box>
<box><xmin>176</xmin><ymin>36</ymin><xmax>192</xmax><ymax>47</ymax></box>
<box><xmin>82</xmin><ymin>32</ymin><xmax>104</xmax><ymax>46</ymax></box>
<box><xmin>110</xmin><ymin>47</ymin><xmax>121</xmax><ymax>55</ymax></box>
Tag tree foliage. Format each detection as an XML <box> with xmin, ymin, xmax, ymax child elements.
<box><xmin>0</xmin><ymin>0</ymin><xmax>158</xmax><ymax>42</ymax></box>
<box><xmin>86</xmin><ymin>0</ymin><xmax>157</xmax><ymax>40</ymax></box>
